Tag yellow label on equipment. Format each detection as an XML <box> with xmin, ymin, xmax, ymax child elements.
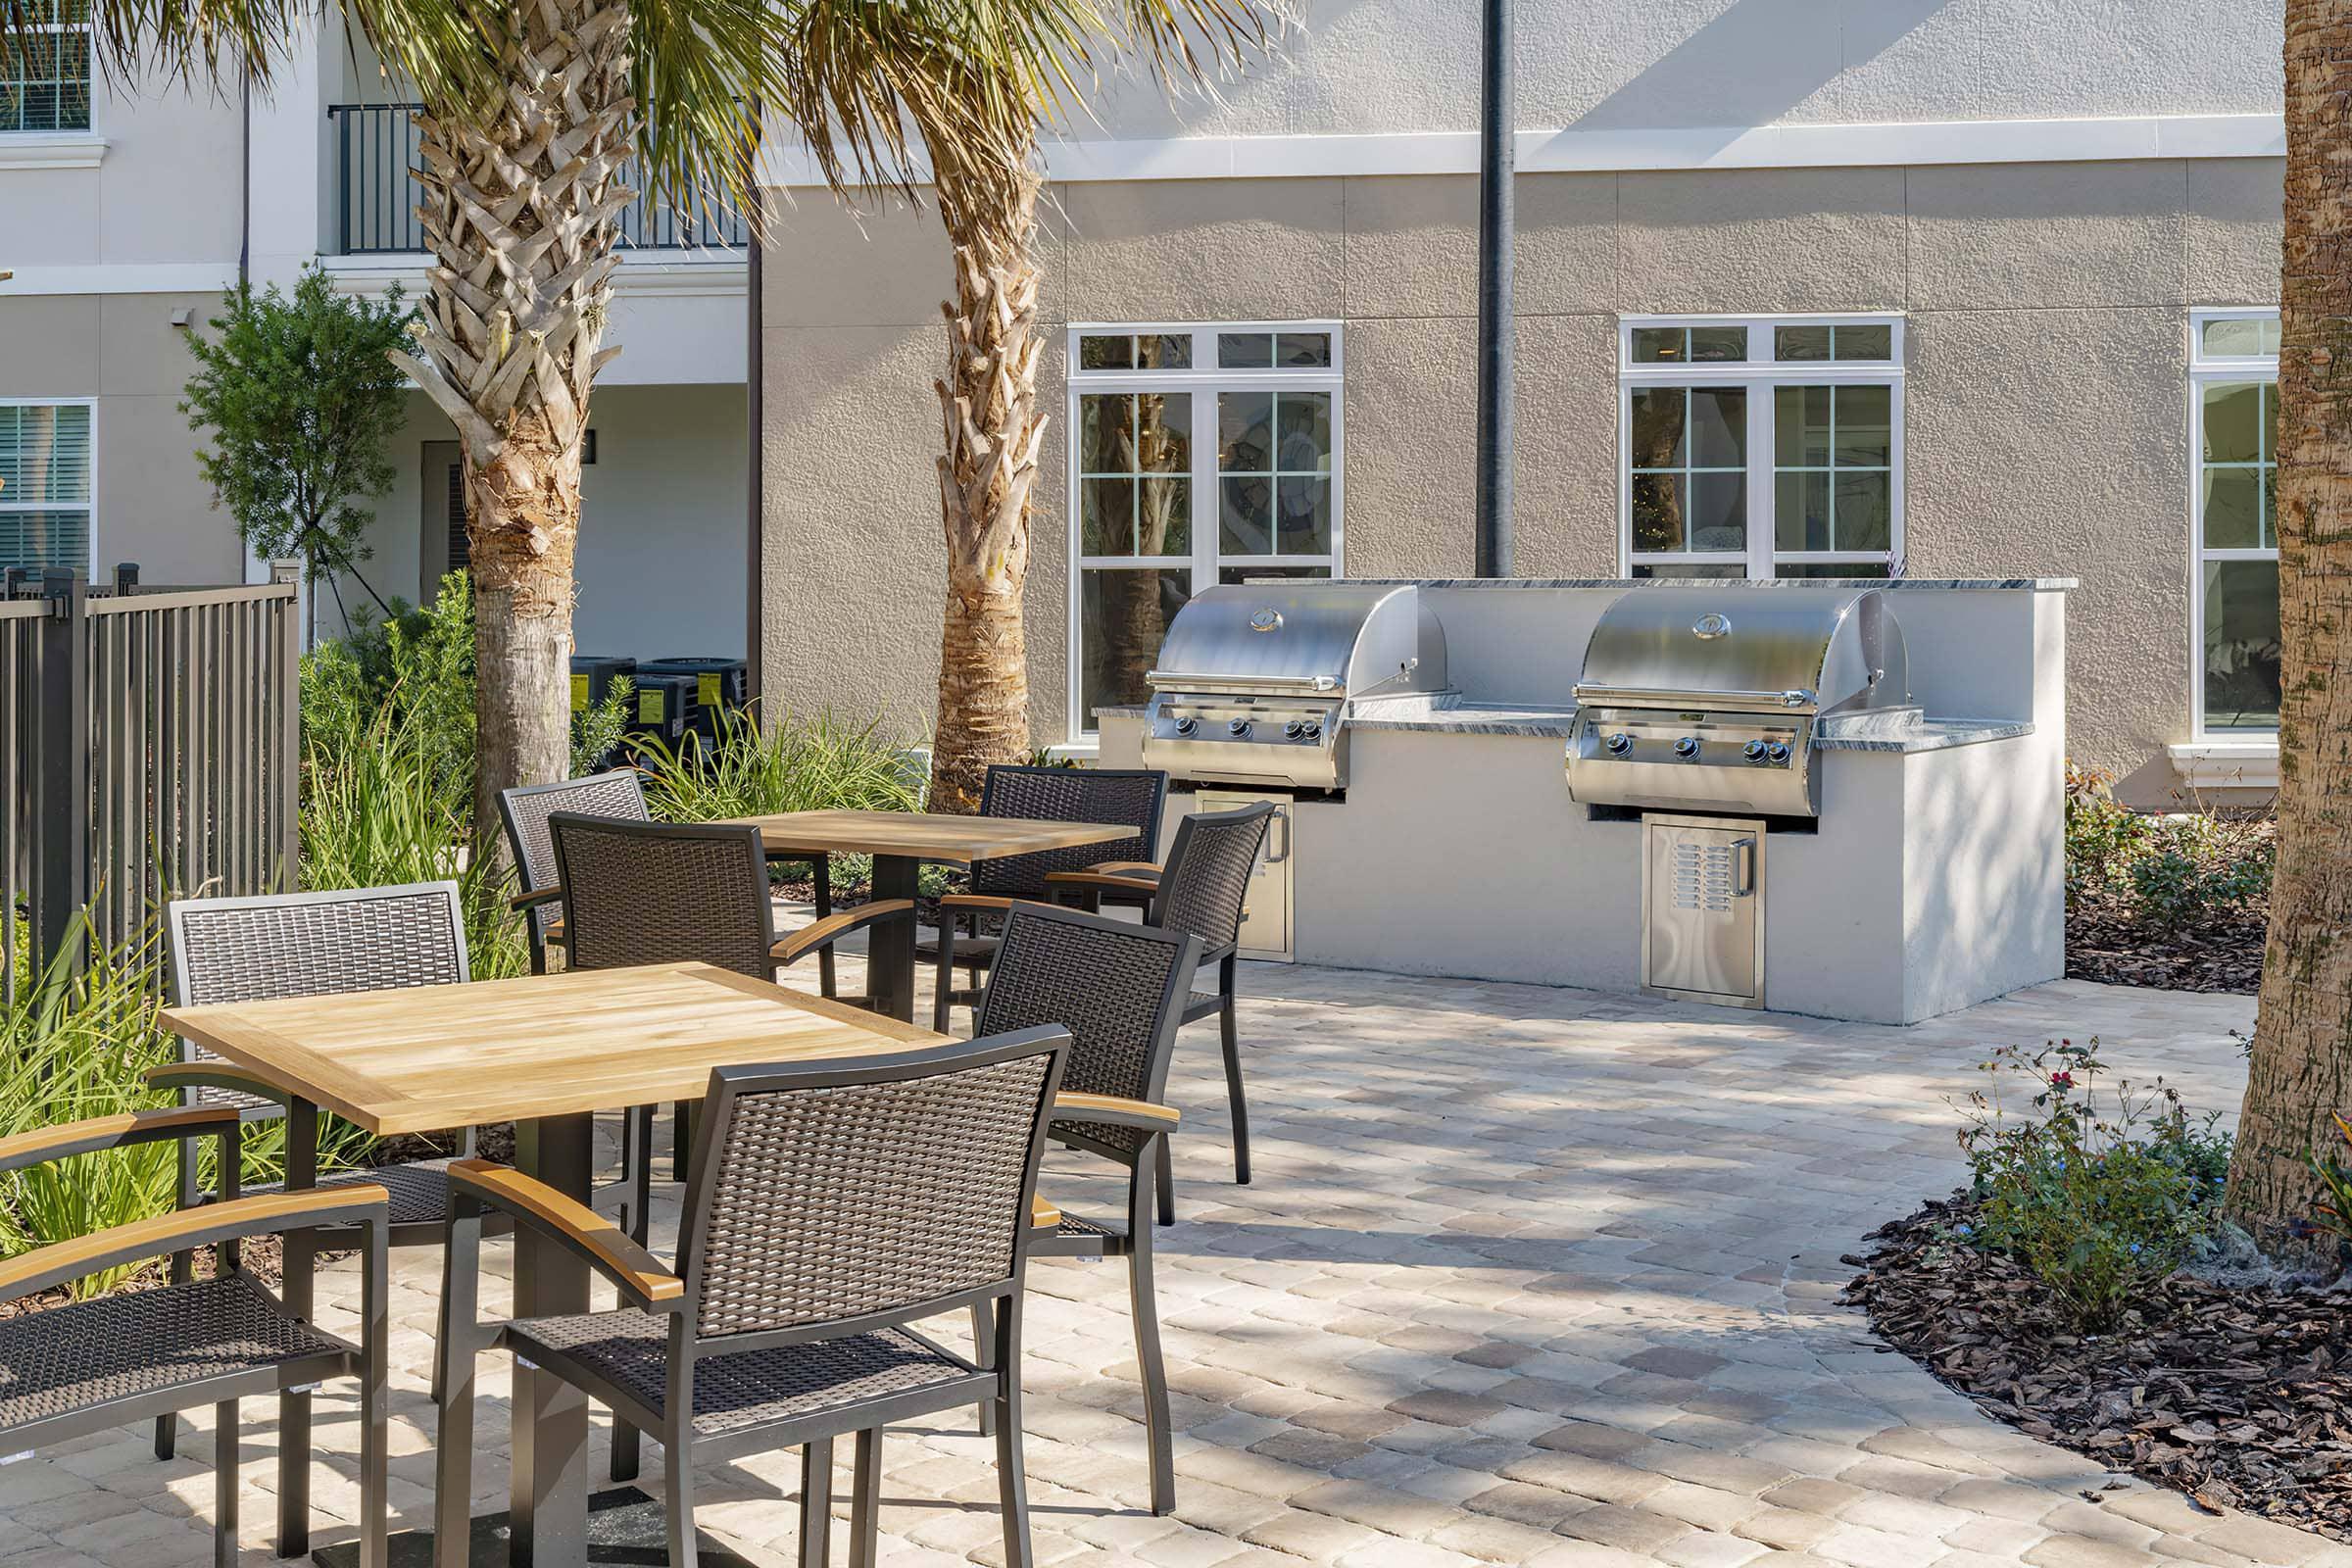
<box><xmin>568</xmin><ymin>673</ymin><xmax>590</xmax><ymax>711</ymax></box>
<box><xmin>699</xmin><ymin>672</ymin><xmax>721</xmax><ymax>707</ymax></box>
<box><xmin>639</xmin><ymin>688</ymin><xmax>664</xmax><ymax>723</ymax></box>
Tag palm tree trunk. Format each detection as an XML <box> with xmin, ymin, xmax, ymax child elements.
<box><xmin>2225</xmin><ymin>0</ymin><xmax>2352</xmax><ymax>1245</ymax></box>
<box><xmin>386</xmin><ymin>0</ymin><xmax>630</xmax><ymax>863</ymax></box>
<box><xmin>926</xmin><ymin>141</ymin><xmax>1045</xmax><ymax>814</ymax></box>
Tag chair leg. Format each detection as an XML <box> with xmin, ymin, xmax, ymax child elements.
<box><xmin>1155</xmin><ymin>1137</ymin><xmax>1175</xmax><ymax>1229</ymax></box>
<box><xmin>814</xmin><ymin>858</ymin><xmax>837</xmax><ymax>1000</ymax></box>
<box><xmin>213</xmin><ymin>1399</ymin><xmax>237</xmax><ymax>1568</ymax></box>
<box><xmin>971</xmin><ymin>1300</ymin><xmax>997</xmax><ymax>1437</ymax></box>
<box><xmin>1129</xmin><ymin>1146</ymin><xmax>1176</xmax><ymax>1517</ymax></box>
<box><xmin>359</xmin><ymin>1220</ymin><xmax>390</xmax><ymax>1568</ymax></box>
<box><xmin>993</xmin><ymin>1300</ymin><xmax>1035</xmax><ymax>1568</ymax></box>
<box><xmin>849</xmin><ymin>1430</ymin><xmax>881</xmax><ymax>1568</ymax></box>
<box><xmin>612</xmin><ymin>1107</ymin><xmax>651</xmax><ymax>1485</ymax></box>
<box><xmin>1218</xmin><ymin>959</ymin><xmax>1250</xmax><ymax>1187</ymax></box>
<box><xmin>666</xmin><ymin>1430</ymin><xmax>699</xmax><ymax>1568</ymax></box>
<box><xmin>434</xmin><ymin>1212</ymin><xmax>481</xmax><ymax>1568</ymax></box>
<box><xmin>159</xmin><ymin>1138</ymin><xmax>200</xmax><ymax>1460</ymax></box>
<box><xmin>932</xmin><ymin>918</ymin><xmax>957</xmax><ymax>1035</ymax></box>
<box><xmin>672</xmin><ymin>1100</ymin><xmax>692</xmax><ymax>1176</ymax></box>
<box><xmin>798</xmin><ymin>1437</ymin><xmax>834</xmax><ymax>1568</ymax></box>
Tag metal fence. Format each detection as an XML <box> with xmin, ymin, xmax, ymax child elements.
<box><xmin>327</xmin><ymin>103</ymin><xmax>750</xmax><ymax>255</ymax></box>
<box><xmin>3</xmin><ymin>564</ymin><xmax>301</xmax><ymax>999</ymax></box>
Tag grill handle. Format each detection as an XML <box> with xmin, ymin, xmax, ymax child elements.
<box><xmin>1733</xmin><ymin>836</ymin><xmax>1757</xmax><ymax>897</ymax></box>
<box><xmin>1572</xmin><ymin>684</ymin><xmax>1819</xmax><ymax>714</ymax></box>
<box><xmin>1148</xmin><ymin>670</ymin><xmax>1341</xmax><ymax>694</ymax></box>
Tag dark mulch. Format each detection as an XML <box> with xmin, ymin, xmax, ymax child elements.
<box><xmin>1844</xmin><ymin>1195</ymin><xmax>2352</xmax><ymax>1541</ymax></box>
<box><xmin>2066</xmin><ymin>887</ymin><xmax>2264</xmax><ymax>996</ymax></box>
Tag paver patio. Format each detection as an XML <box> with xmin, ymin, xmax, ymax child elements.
<box><xmin>2</xmin><ymin>957</ymin><xmax>2336</xmax><ymax>1568</ymax></box>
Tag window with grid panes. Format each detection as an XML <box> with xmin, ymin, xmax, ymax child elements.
<box><xmin>2191</xmin><ymin>311</ymin><xmax>2282</xmax><ymax>734</ymax></box>
<box><xmin>1</xmin><ymin>0</ymin><xmax>91</xmax><ymax>131</ymax></box>
<box><xmin>0</xmin><ymin>402</ymin><xmax>93</xmax><ymax>571</ymax></box>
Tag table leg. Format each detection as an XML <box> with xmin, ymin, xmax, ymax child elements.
<box><xmin>866</xmin><ymin>854</ymin><xmax>919</xmax><ymax>1022</ymax></box>
<box><xmin>511</xmin><ymin>1113</ymin><xmax>596</xmax><ymax>1567</ymax></box>
<box><xmin>279</xmin><ymin>1098</ymin><xmax>318</xmax><ymax>1558</ymax></box>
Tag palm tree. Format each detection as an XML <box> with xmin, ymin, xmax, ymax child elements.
<box><xmin>2224</xmin><ymin>0</ymin><xmax>2352</xmax><ymax>1244</ymax></box>
<box><xmin>780</xmin><ymin>0</ymin><xmax>1278</xmax><ymax>811</ymax></box>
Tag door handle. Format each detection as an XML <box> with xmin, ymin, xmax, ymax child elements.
<box><xmin>1267</xmin><ymin>808</ymin><xmax>1292</xmax><ymax>864</ymax></box>
<box><xmin>1732</xmin><ymin>836</ymin><xmax>1756</xmax><ymax>897</ymax></box>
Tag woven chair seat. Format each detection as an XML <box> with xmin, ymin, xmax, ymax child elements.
<box><xmin>248</xmin><ymin>1159</ymin><xmax>462</xmax><ymax>1227</ymax></box>
<box><xmin>509</xmin><ymin>1312</ymin><xmax>978</xmax><ymax>1438</ymax></box>
<box><xmin>912</xmin><ymin>929</ymin><xmax>1000</xmax><ymax>967</ymax></box>
<box><xmin>0</xmin><ymin>1274</ymin><xmax>352</xmax><ymax>1435</ymax></box>
<box><xmin>187</xmin><ymin>1080</ymin><xmax>282</xmax><ymax>1115</ymax></box>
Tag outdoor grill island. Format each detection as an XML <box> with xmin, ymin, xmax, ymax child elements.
<box><xmin>1095</xmin><ymin>576</ymin><xmax>2070</xmax><ymax>1025</ymax></box>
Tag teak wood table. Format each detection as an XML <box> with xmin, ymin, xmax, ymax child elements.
<box><xmin>719</xmin><ymin>808</ymin><xmax>1134</xmax><ymax>1021</ymax></box>
<box><xmin>158</xmin><ymin>961</ymin><xmax>956</xmax><ymax>1568</ymax></box>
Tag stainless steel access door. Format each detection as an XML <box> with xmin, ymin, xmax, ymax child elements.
<box><xmin>1641</xmin><ymin>813</ymin><xmax>1765</xmax><ymax>1008</ymax></box>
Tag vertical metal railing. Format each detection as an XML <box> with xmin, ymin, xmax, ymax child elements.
<box><xmin>3</xmin><ymin>564</ymin><xmax>300</xmax><ymax>997</ymax></box>
<box><xmin>326</xmin><ymin>103</ymin><xmax>749</xmax><ymax>255</ymax></box>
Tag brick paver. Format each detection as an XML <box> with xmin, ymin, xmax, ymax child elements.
<box><xmin>3</xmin><ymin>957</ymin><xmax>2334</xmax><ymax>1568</ymax></box>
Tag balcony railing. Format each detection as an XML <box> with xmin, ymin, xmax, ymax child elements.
<box><xmin>327</xmin><ymin>103</ymin><xmax>748</xmax><ymax>256</ymax></box>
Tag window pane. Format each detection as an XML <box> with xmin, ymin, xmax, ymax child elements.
<box><xmin>1690</xmin><ymin>386</ymin><xmax>1746</xmax><ymax>467</ymax></box>
<box><xmin>2202</xmin><ymin>467</ymin><xmax>2263</xmax><ymax>549</ymax></box>
<box><xmin>1776</xmin><ymin>471</ymin><xmax>1829</xmax><ymax>552</ymax></box>
<box><xmin>1774</xmin><ymin>385</ymin><xmax>1832</xmax><ymax>467</ymax></box>
<box><xmin>1834</xmin><ymin>323</ymin><xmax>1893</xmax><ymax>361</ymax></box>
<box><xmin>2202</xmin><ymin>560</ymin><xmax>2281</xmax><ymax>730</ymax></box>
<box><xmin>1080</xmin><ymin>478</ymin><xmax>1136</xmax><ymax>556</ymax></box>
<box><xmin>1277</xmin><ymin>331</ymin><xmax>1333</xmax><ymax>368</ymax></box>
<box><xmin>1632</xmin><ymin>561</ymin><xmax>1746</xmax><ymax>579</ymax></box>
<box><xmin>1775</xmin><ymin>325</ymin><xmax>1832</xmax><ymax>362</ymax></box>
<box><xmin>1690</xmin><ymin>325</ymin><xmax>1746</xmax><ymax>363</ymax></box>
<box><xmin>1275</xmin><ymin>475</ymin><xmax>1332</xmax><ymax>554</ymax></box>
<box><xmin>1219</xmin><ymin>391</ymin><xmax>1272</xmax><ymax>471</ymax></box>
<box><xmin>1137</xmin><ymin>476</ymin><xmax>1191</xmax><ymax>556</ymax></box>
<box><xmin>1219</xmin><ymin>564</ymin><xmax>1331</xmax><ymax>585</ymax></box>
<box><xmin>1078</xmin><ymin>393</ymin><xmax>1132</xmax><ymax>473</ymax></box>
<box><xmin>2265</xmin><ymin>465</ymin><xmax>2278</xmax><ymax>549</ymax></box>
<box><xmin>1628</xmin><ymin>386</ymin><xmax>1687</xmax><ymax>468</ymax></box>
<box><xmin>1078</xmin><ymin>335</ymin><xmax>1133</xmax><ymax>370</ymax></box>
<box><xmin>1690</xmin><ymin>472</ymin><xmax>1746</xmax><ymax>551</ymax></box>
<box><xmin>2203</xmin><ymin>382</ymin><xmax>2264</xmax><ymax>464</ymax></box>
<box><xmin>1220</xmin><ymin>474</ymin><xmax>1273</xmax><ymax>555</ymax></box>
<box><xmin>1218</xmin><ymin>333</ymin><xmax>1275</xmax><ymax>368</ymax></box>
<box><xmin>1137</xmin><ymin>333</ymin><xmax>1191</xmax><ymax>369</ymax></box>
<box><xmin>1082</xmin><ymin>568</ymin><xmax>1193</xmax><ymax>716</ymax></box>
<box><xmin>1276</xmin><ymin>392</ymin><xmax>1333</xmax><ymax>472</ymax></box>
<box><xmin>1136</xmin><ymin>392</ymin><xmax>1191</xmax><ymax>475</ymax></box>
<box><xmin>1834</xmin><ymin>471</ymin><xmax>1892</xmax><ymax>552</ymax></box>
<box><xmin>0</xmin><ymin>404</ymin><xmax>92</xmax><ymax>504</ymax></box>
<box><xmin>2263</xmin><ymin>381</ymin><xmax>2278</xmax><ymax>462</ymax></box>
<box><xmin>0</xmin><ymin>509</ymin><xmax>90</xmax><ymax>571</ymax></box>
<box><xmin>1777</xmin><ymin>562</ymin><xmax>1891</xmax><ymax>579</ymax></box>
<box><xmin>1631</xmin><ymin>327</ymin><xmax>1687</xmax><ymax>364</ymax></box>
<box><xmin>2201</xmin><ymin>318</ymin><xmax>2278</xmax><ymax>358</ymax></box>
<box><xmin>1631</xmin><ymin>473</ymin><xmax>1687</xmax><ymax>552</ymax></box>
<box><xmin>1835</xmin><ymin>384</ymin><xmax>1891</xmax><ymax>466</ymax></box>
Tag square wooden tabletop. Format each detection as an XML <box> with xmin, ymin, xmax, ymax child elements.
<box><xmin>718</xmin><ymin>808</ymin><xmax>1134</xmax><ymax>865</ymax></box>
<box><xmin>156</xmin><ymin>962</ymin><xmax>949</xmax><ymax>1137</ymax></box>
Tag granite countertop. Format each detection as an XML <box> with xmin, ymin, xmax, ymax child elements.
<box><xmin>1292</xmin><ymin>576</ymin><xmax>2078</xmax><ymax>592</ymax></box>
<box><xmin>1347</xmin><ymin>697</ymin><xmax>1580</xmax><ymax>738</ymax></box>
<box><xmin>1092</xmin><ymin>705</ymin><xmax>1151</xmax><ymax>720</ymax></box>
<box><xmin>1815</xmin><ymin>719</ymin><xmax>2034</xmax><ymax>753</ymax></box>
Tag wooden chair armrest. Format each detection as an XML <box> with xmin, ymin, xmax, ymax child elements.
<box><xmin>447</xmin><ymin>1158</ymin><xmax>683</xmax><ymax>1310</ymax></box>
<box><xmin>0</xmin><ymin>1103</ymin><xmax>242</xmax><ymax>1177</ymax></box>
<box><xmin>772</xmin><ymin>899</ymin><xmax>916</xmax><ymax>964</ymax></box>
<box><xmin>511</xmin><ymin>886</ymin><xmax>564</xmax><ymax>912</ymax></box>
<box><xmin>1053</xmin><ymin>1093</ymin><xmax>1182</xmax><ymax>1131</ymax></box>
<box><xmin>1030</xmin><ymin>1194</ymin><xmax>1060</xmax><ymax>1233</ymax></box>
<box><xmin>1043</xmin><ymin>871</ymin><xmax>1160</xmax><ymax>897</ymax></box>
<box><xmin>0</xmin><ymin>1185</ymin><xmax>388</xmax><ymax>1303</ymax></box>
<box><xmin>145</xmin><ymin>1061</ymin><xmax>294</xmax><ymax>1108</ymax></box>
<box><xmin>937</xmin><ymin>894</ymin><xmax>1019</xmax><ymax>912</ymax></box>
<box><xmin>1089</xmin><ymin>860</ymin><xmax>1162</xmax><ymax>878</ymax></box>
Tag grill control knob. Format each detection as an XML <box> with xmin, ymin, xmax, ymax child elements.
<box><xmin>1674</xmin><ymin>736</ymin><xmax>1701</xmax><ymax>760</ymax></box>
<box><xmin>1742</xmin><ymin>739</ymin><xmax>1768</xmax><ymax>762</ymax></box>
<box><xmin>1301</xmin><ymin>721</ymin><xmax>1322</xmax><ymax>740</ymax></box>
<box><xmin>1227</xmin><ymin>717</ymin><xmax>1251</xmax><ymax>736</ymax></box>
<box><xmin>1603</xmin><ymin>731</ymin><xmax>1634</xmax><ymax>755</ymax></box>
<box><xmin>1283</xmin><ymin>719</ymin><xmax>1305</xmax><ymax>739</ymax></box>
<box><xmin>1173</xmin><ymin>716</ymin><xmax>1197</xmax><ymax>736</ymax></box>
<box><xmin>1766</xmin><ymin>741</ymin><xmax>1791</xmax><ymax>763</ymax></box>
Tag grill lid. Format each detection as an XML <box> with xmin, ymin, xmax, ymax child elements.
<box><xmin>1148</xmin><ymin>583</ymin><xmax>1446</xmax><ymax>699</ymax></box>
<box><xmin>1572</xmin><ymin>586</ymin><xmax>1907</xmax><ymax>716</ymax></box>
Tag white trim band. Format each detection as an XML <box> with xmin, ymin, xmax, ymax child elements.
<box><xmin>758</xmin><ymin>112</ymin><xmax>2284</xmax><ymax>187</ymax></box>
<box><xmin>0</xmin><ymin>131</ymin><xmax>106</xmax><ymax>171</ymax></box>
<box><xmin>0</xmin><ymin>262</ymin><xmax>230</xmax><ymax>297</ymax></box>
<box><xmin>2168</xmin><ymin>739</ymin><xmax>2279</xmax><ymax>791</ymax></box>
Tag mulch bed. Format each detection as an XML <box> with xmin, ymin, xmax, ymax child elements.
<box><xmin>1844</xmin><ymin>1195</ymin><xmax>2352</xmax><ymax>1541</ymax></box>
<box><xmin>2066</xmin><ymin>886</ymin><xmax>2264</xmax><ymax>996</ymax></box>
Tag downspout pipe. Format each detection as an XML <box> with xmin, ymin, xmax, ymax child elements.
<box><xmin>743</xmin><ymin>103</ymin><xmax>765</xmax><ymax>702</ymax></box>
<box><xmin>1474</xmin><ymin>0</ymin><xmax>1514</xmax><ymax>577</ymax></box>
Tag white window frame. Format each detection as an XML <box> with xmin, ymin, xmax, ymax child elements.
<box><xmin>2186</xmin><ymin>307</ymin><xmax>2280</xmax><ymax>743</ymax></box>
<box><xmin>0</xmin><ymin>396</ymin><xmax>97</xmax><ymax>575</ymax></box>
<box><xmin>1616</xmin><ymin>314</ymin><xmax>1904</xmax><ymax>579</ymax></box>
<box><xmin>1066</xmin><ymin>321</ymin><xmax>1345</xmax><ymax>736</ymax></box>
<box><xmin>2</xmin><ymin>4</ymin><xmax>92</xmax><ymax>135</ymax></box>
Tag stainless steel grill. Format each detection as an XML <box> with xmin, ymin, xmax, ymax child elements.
<box><xmin>1566</xmin><ymin>586</ymin><xmax>1911</xmax><ymax>818</ymax></box>
<box><xmin>1142</xmin><ymin>583</ymin><xmax>1448</xmax><ymax>790</ymax></box>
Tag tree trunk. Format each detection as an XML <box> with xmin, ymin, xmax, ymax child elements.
<box><xmin>2225</xmin><ymin>0</ymin><xmax>2352</xmax><ymax>1246</ymax></box>
<box><xmin>925</xmin><ymin>140</ymin><xmax>1045</xmax><ymax>814</ymax></box>
<box><xmin>387</xmin><ymin>0</ymin><xmax>629</xmax><ymax>867</ymax></box>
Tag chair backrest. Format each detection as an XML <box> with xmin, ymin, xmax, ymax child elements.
<box><xmin>170</xmin><ymin>882</ymin><xmax>470</xmax><ymax>1017</ymax></box>
<box><xmin>499</xmin><ymin>771</ymin><xmax>651</xmax><ymax>940</ymax></box>
<box><xmin>548</xmin><ymin>813</ymin><xmax>773</xmax><ymax>978</ymax></box>
<box><xmin>1152</xmin><ymin>804</ymin><xmax>1276</xmax><ymax>956</ymax></box>
<box><xmin>975</xmin><ymin>903</ymin><xmax>1200</xmax><ymax>1136</ymax></box>
<box><xmin>971</xmin><ymin>765</ymin><xmax>1167</xmax><ymax>899</ymax></box>
<box><xmin>676</xmin><ymin>1029</ymin><xmax>1069</xmax><ymax>1344</ymax></box>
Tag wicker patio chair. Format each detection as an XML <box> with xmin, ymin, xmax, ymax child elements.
<box><xmin>924</xmin><ymin>764</ymin><xmax>1167</xmax><ymax>1032</ymax></box>
<box><xmin>434</xmin><ymin>1028</ymin><xmax>1072</xmax><ymax>1568</ymax></box>
<box><xmin>0</xmin><ymin>1104</ymin><xmax>389</xmax><ymax>1568</ymax></box>
<box><xmin>1045</xmin><ymin>802</ymin><xmax>1276</xmax><ymax>1190</ymax></box>
<box><xmin>970</xmin><ymin>903</ymin><xmax>1203</xmax><ymax>1515</ymax></box>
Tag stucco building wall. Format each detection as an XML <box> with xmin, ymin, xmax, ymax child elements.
<box><xmin>757</xmin><ymin>156</ymin><xmax>2282</xmax><ymax>795</ymax></box>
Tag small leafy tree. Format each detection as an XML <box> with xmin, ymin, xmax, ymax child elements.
<box><xmin>179</xmin><ymin>263</ymin><xmax>415</xmax><ymax>643</ymax></box>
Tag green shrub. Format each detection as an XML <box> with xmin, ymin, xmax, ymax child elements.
<box><xmin>2062</xmin><ymin>760</ymin><xmax>2273</xmax><ymax>929</ymax></box>
<box><xmin>2064</xmin><ymin>762</ymin><xmax>2152</xmax><ymax>903</ymax></box>
<box><xmin>1955</xmin><ymin>1037</ymin><xmax>2229</xmax><ymax>1330</ymax></box>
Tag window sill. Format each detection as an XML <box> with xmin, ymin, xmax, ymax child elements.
<box><xmin>0</xmin><ymin>131</ymin><xmax>106</xmax><ymax>170</ymax></box>
<box><xmin>2168</xmin><ymin>738</ymin><xmax>2278</xmax><ymax>791</ymax></box>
